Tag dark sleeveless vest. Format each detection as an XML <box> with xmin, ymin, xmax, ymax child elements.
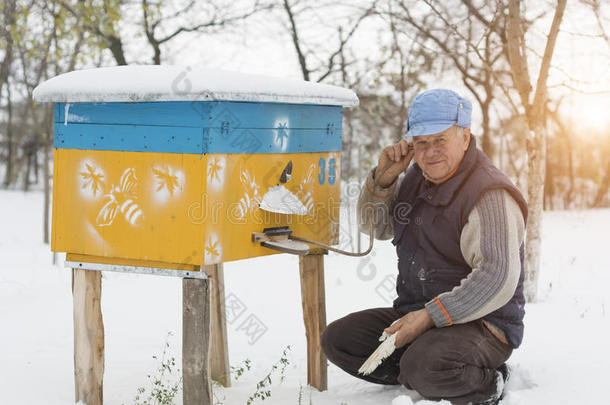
<box><xmin>391</xmin><ymin>136</ymin><xmax>528</xmax><ymax>348</ymax></box>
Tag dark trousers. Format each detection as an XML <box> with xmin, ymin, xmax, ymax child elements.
<box><xmin>321</xmin><ymin>307</ymin><xmax>512</xmax><ymax>405</ymax></box>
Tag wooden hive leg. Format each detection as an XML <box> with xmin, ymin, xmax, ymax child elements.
<box><xmin>205</xmin><ymin>264</ymin><xmax>231</xmax><ymax>387</ymax></box>
<box><xmin>183</xmin><ymin>277</ymin><xmax>212</xmax><ymax>405</ymax></box>
<box><xmin>73</xmin><ymin>268</ymin><xmax>105</xmax><ymax>405</ymax></box>
<box><xmin>299</xmin><ymin>253</ymin><xmax>328</xmax><ymax>391</ymax></box>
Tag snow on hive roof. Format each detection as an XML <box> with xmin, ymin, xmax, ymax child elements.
<box><xmin>33</xmin><ymin>65</ymin><xmax>359</xmax><ymax>107</ymax></box>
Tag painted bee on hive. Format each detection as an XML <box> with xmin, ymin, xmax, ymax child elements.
<box><xmin>96</xmin><ymin>168</ymin><xmax>144</xmax><ymax>227</ymax></box>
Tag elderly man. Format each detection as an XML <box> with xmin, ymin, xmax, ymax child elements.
<box><xmin>321</xmin><ymin>89</ymin><xmax>527</xmax><ymax>405</ymax></box>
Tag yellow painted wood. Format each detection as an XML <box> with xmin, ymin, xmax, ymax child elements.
<box><xmin>52</xmin><ymin>149</ymin><xmax>341</xmax><ymax>266</ymax></box>
<box><xmin>53</xmin><ymin>149</ymin><xmax>206</xmax><ymax>265</ymax></box>
<box><xmin>200</xmin><ymin>152</ymin><xmax>341</xmax><ymax>265</ymax></box>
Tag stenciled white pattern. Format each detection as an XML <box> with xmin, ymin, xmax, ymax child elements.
<box><xmin>79</xmin><ymin>161</ymin><xmax>106</xmax><ymax>200</ymax></box>
<box><xmin>207</xmin><ymin>155</ymin><xmax>226</xmax><ymax>192</ymax></box>
<box><xmin>204</xmin><ymin>233</ymin><xmax>222</xmax><ymax>264</ymax></box>
<box><xmin>236</xmin><ymin>167</ymin><xmax>262</xmax><ymax>220</ymax></box>
<box><xmin>273</xmin><ymin>119</ymin><xmax>289</xmax><ymax>152</ymax></box>
<box><xmin>151</xmin><ymin>165</ymin><xmax>184</xmax><ymax>204</ymax></box>
<box><xmin>96</xmin><ymin>168</ymin><xmax>144</xmax><ymax>227</ymax></box>
<box><xmin>295</xmin><ymin>163</ymin><xmax>317</xmax><ymax>216</ymax></box>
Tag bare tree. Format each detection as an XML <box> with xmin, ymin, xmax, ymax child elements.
<box><xmin>141</xmin><ymin>0</ymin><xmax>274</xmax><ymax>65</ymax></box>
<box><xmin>505</xmin><ymin>0</ymin><xmax>567</xmax><ymax>301</ymax></box>
<box><xmin>1</xmin><ymin>0</ymin><xmax>92</xmax><ymax>241</ymax></box>
<box><xmin>56</xmin><ymin>0</ymin><xmax>128</xmax><ymax>65</ymax></box>
<box><xmin>282</xmin><ymin>0</ymin><xmax>377</xmax><ymax>83</ymax></box>
<box><xmin>383</xmin><ymin>0</ymin><xmax>567</xmax><ymax>301</ymax></box>
<box><xmin>1</xmin><ymin>0</ymin><xmax>17</xmax><ymax>187</ymax></box>
<box><xmin>387</xmin><ymin>0</ymin><xmax>517</xmax><ymax>159</ymax></box>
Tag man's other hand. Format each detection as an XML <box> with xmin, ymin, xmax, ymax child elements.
<box><xmin>375</xmin><ymin>139</ymin><xmax>414</xmax><ymax>188</ymax></box>
<box><xmin>384</xmin><ymin>308</ymin><xmax>434</xmax><ymax>349</ymax></box>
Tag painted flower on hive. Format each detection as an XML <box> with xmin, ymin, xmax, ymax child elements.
<box><xmin>275</xmin><ymin>122</ymin><xmax>288</xmax><ymax>148</ymax></box>
<box><xmin>204</xmin><ymin>234</ymin><xmax>222</xmax><ymax>263</ymax></box>
<box><xmin>208</xmin><ymin>156</ymin><xmax>223</xmax><ymax>183</ymax></box>
<box><xmin>80</xmin><ymin>163</ymin><xmax>105</xmax><ymax>197</ymax></box>
<box><xmin>153</xmin><ymin>166</ymin><xmax>181</xmax><ymax>196</ymax></box>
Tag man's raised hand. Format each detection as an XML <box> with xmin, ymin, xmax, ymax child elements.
<box><xmin>374</xmin><ymin>139</ymin><xmax>414</xmax><ymax>188</ymax></box>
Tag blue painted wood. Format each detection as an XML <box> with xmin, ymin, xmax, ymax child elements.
<box><xmin>54</xmin><ymin>123</ymin><xmax>341</xmax><ymax>154</ymax></box>
<box><xmin>54</xmin><ymin>124</ymin><xmax>206</xmax><ymax>154</ymax></box>
<box><xmin>205</xmin><ymin>126</ymin><xmax>341</xmax><ymax>154</ymax></box>
<box><xmin>54</xmin><ymin>104</ymin><xmax>61</xmax><ymax>123</ymax></box>
<box><xmin>56</xmin><ymin>101</ymin><xmax>342</xmax><ymax>130</ymax></box>
<box><xmin>206</xmin><ymin>101</ymin><xmax>342</xmax><ymax>131</ymax></box>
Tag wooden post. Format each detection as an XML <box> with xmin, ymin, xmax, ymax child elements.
<box><xmin>299</xmin><ymin>252</ymin><xmax>328</xmax><ymax>391</ymax></box>
<box><xmin>183</xmin><ymin>277</ymin><xmax>212</xmax><ymax>405</ymax></box>
<box><xmin>206</xmin><ymin>264</ymin><xmax>231</xmax><ymax>387</ymax></box>
<box><xmin>73</xmin><ymin>268</ymin><xmax>105</xmax><ymax>405</ymax></box>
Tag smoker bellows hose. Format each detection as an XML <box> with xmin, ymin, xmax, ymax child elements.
<box><xmin>290</xmin><ymin>221</ymin><xmax>374</xmax><ymax>257</ymax></box>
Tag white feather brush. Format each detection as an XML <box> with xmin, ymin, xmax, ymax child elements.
<box><xmin>358</xmin><ymin>321</ymin><xmax>398</xmax><ymax>376</ymax></box>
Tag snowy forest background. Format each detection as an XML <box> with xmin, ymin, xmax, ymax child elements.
<box><xmin>2</xmin><ymin>1</ymin><xmax>610</xmax><ymax>288</ymax></box>
<box><xmin>2</xmin><ymin>0</ymin><xmax>610</xmax><ymax>213</ymax></box>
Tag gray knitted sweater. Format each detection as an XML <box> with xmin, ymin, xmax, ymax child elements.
<box><xmin>357</xmin><ymin>168</ymin><xmax>525</xmax><ymax>341</ymax></box>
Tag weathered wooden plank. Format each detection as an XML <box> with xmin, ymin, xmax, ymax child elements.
<box><xmin>183</xmin><ymin>277</ymin><xmax>212</xmax><ymax>405</ymax></box>
<box><xmin>56</xmin><ymin>101</ymin><xmax>342</xmax><ymax>130</ymax></box>
<box><xmin>206</xmin><ymin>264</ymin><xmax>231</xmax><ymax>387</ymax></box>
<box><xmin>299</xmin><ymin>254</ymin><xmax>328</xmax><ymax>391</ymax></box>
<box><xmin>73</xmin><ymin>268</ymin><xmax>105</xmax><ymax>405</ymax></box>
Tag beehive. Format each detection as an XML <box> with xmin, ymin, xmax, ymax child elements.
<box><xmin>34</xmin><ymin>66</ymin><xmax>358</xmax><ymax>269</ymax></box>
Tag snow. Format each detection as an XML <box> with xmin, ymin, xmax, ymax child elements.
<box><xmin>1</xmin><ymin>189</ymin><xmax>609</xmax><ymax>404</ymax></box>
<box><xmin>32</xmin><ymin>65</ymin><xmax>359</xmax><ymax>107</ymax></box>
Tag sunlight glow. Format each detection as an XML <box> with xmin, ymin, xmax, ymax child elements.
<box><xmin>563</xmin><ymin>94</ymin><xmax>610</xmax><ymax>134</ymax></box>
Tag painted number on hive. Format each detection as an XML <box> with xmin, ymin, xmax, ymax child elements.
<box><xmin>318</xmin><ymin>157</ymin><xmax>336</xmax><ymax>185</ymax></box>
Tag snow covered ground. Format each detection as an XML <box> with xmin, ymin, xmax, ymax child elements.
<box><xmin>1</xmin><ymin>189</ymin><xmax>609</xmax><ymax>404</ymax></box>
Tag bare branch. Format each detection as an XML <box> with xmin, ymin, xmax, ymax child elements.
<box><xmin>315</xmin><ymin>3</ymin><xmax>375</xmax><ymax>83</ymax></box>
<box><xmin>531</xmin><ymin>0</ymin><xmax>567</xmax><ymax>117</ymax></box>
<box><xmin>156</xmin><ymin>2</ymin><xmax>273</xmax><ymax>45</ymax></box>
<box><xmin>506</xmin><ymin>0</ymin><xmax>532</xmax><ymax>109</ymax></box>
<box><xmin>283</xmin><ymin>0</ymin><xmax>310</xmax><ymax>81</ymax></box>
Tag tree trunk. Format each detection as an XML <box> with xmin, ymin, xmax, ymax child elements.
<box><xmin>23</xmin><ymin>150</ymin><xmax>32</xmax><ymax>192</ymax></box>
<box><xmin>480</xmin><ymin>98</ymin><xmax>493</xmax><ymax>160</ymax></box>
<box><xmin>544</xmin><ymin>136</ymin><xmax>553</xmax><ymax>210</ymax></box>
<box><xmin>592</xmin><ymin>160</ymin><xmax>610</xmax><ymax>207</ymax></box>
<box><xmin>524</xmin><ymin>126</ymin><xmax>545</xmax><ymax>302</ymax></box>
<box><xmin>506</xmin><ymin>0</ymin><xmax>566</xmax><ymax>302</ymax></box>
<box><xmin>3</xmin><ymin>87</ymin><xmax>13</xmax><ymax>187</ymax></box>
<box><xmin>108</xmin><ymin>36</ymin><xmax>127</xmax><ymax>66</ymax></box>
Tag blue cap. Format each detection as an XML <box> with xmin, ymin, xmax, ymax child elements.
<box><xmin>405</xmin><ymin>89</ymin><xmax>472</xmax><ymax>138</ymax></box>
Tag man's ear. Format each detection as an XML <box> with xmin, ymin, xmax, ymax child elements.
<box><xmin>462</xmin><ymin>127</ymin><xmax>471</xmax><ymax>150</ymax></box>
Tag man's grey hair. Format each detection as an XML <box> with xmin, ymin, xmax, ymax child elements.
<box><xmin>405</xmin><ymin>125</ymin><xmax>465</xmax><ymax>143</ymax></box>
<box><xmin>456</xmin><ymin>126</ymin><xmax>464</xmax><ymax>138</ymax></box>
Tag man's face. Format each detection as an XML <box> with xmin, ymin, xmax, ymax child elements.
<box><xmin>412</xmin><ymin>126</ymin><xmax>471</xmax><ymax>183</ymax></box>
